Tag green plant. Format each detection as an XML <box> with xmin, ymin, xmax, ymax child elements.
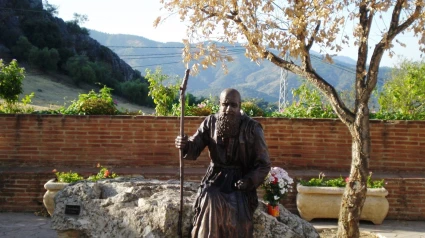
<box><xmin>53</xmin><ymin>169</ymin><xmax>84</xmax><ymax>183</ymax></box>
<box><xmin>52</xmin><ymin>164</ymin><xmax>119</xmax><ymax>183</ymax></box>
<box><xmin>87</xmin><ymin>163</ymin><xmax>118</xmax><ymax>182</ymax></box>
<box><xmin>378</xmin><ymin>60</ymin><xmax>425</xmax><ymax>117</ymax></box>
<box><xmin>185</xmin><ymin>98</ymin><xmax>219</xmax><ymax>116</ymax></box>
<box><xmin>11</xmin><ymin>36</ymin><xmax>34</xmax><ymax>61</ymax></box>
<box><xmin>119</xmin><ymin>79</ymin><xmax>150</xmax><ymax>105</ymax></box>
<box><xmin>370</xmin><ymin>111</ymin><xmax>425</xmax><ymax>120</ymax></box>
<box><xmin>241</xmin><ymin>101</ymin><xmax>264</xmax><ymax>117</ymax></box>
<box><xmin>367</xmin><ymin>173</ymin><xmax>385</xmax><ymax>188</ymax></box>
<box><xmin>0</xmin><ymin>92</ymin><xmax>35</xmax><ymax>114</ymax></box>
<box><xmin>299</xmin><ymin>172</ymin><xmax>385</xmax><ymax>188</ymax></box>
<box><xmin>60</xmin><ymin>85</ymin><xmax>118</xmax><ymax>115</ymax></box>
<box><xmin>0</xmin><ymin>59</ymin><xmax>25</xmax><ymax>104</ymax></box>
<box><xmin>271</xmin><ymin>82</ymin><xmax>337</xmax><ymax>119</ymax></box>
<box><xmin>28</xmin><ymin>47</ymin><xmax>60</xmax><ymax>72</ymax></box>
<box><xmin>146</xmin><ymin>67</ymin><xmax>179</xmax><ymax>116</ymax></box>
<box><xmin>65</xmin><ymin>55</ymin><xmax>96</xmax><ymax>85</ymax></box>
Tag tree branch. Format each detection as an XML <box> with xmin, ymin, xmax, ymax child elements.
<box><xmin>263</xmin><ymin>50</ymin><xmax>355</xmax><ymax>124</ymax></box>
<box><xmin>306</xmin><ymin>21</ymin><xmax>321</xmax><ymax>51</ymax></box>
<box><xmin>366</xmin><ymin>1</ymin><xmax>423</xmax><ymax>101</ymax></box>
<box><xmin>354</xmin><ymin>2</ymin><xmax>373</xmax><ymax>107</ymax></box>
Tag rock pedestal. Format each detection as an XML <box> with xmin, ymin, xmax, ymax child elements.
<box><xmin>51</xmin><ymin>177</ymin><xmax>319</xmax><ymax>238</ymax></box>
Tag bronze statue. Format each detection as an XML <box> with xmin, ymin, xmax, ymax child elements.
<box><xmin>175</xmin><ymin>88</ymin><xmax>271</xmax><ymax>238</ymax></box>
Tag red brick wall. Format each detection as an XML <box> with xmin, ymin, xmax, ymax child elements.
<box><xmin>0</xmin><ymin>115</ymin><xmax>424</xmax><ymax>220</ymax></box>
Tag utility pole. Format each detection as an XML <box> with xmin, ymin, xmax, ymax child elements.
<box><xmin>278</xmin><ymin>52</ymin><xmax>289</xmax><ymax>111</ymax></box>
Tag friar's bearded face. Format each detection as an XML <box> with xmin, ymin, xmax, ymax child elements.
<box><xmin>216</xmin><ymin>89</ymin><xmax>242</xmax><ymax>138</ymax></box>
<box><xmin>216</xmin><ymin>112</ymin><xmax>241</xmax><ymax>138</ymax></box>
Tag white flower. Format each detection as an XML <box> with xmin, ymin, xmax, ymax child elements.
<box><xmin>263</xmin><ymin>167</ymin><xmax>293</xmax><ymax>204</ymax></box>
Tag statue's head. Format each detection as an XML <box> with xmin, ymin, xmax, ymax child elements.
<box><xmin>216</xmin><ymin>88</ymin><xmax>242</xmax><ymax>138</ymax></box>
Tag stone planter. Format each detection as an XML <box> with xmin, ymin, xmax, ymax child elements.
<box><xmin>43</xmin><ymin>179</ymin><xmax>69</xmax><ymax>216</ymax></box>
<box><xmin>296</xmin><ymin>184</ymin><xmax>389</xmax><ymax>224</ymax></box>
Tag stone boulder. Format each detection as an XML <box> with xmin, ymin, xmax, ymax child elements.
<box><xmin>51</xmin><ymin>177</ymin><xmax>319</xmax><ymax>238</ymax></box>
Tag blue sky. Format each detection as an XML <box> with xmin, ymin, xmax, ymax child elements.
<box><xmin>47</xmin><ymin>0</ymin><xmax>422</xmax><ymax>67</ymax></box>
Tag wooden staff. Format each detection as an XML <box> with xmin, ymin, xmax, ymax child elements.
<box><xmin>178</xmin><ymin>68</ymin><xmax>190</xmax><ymax>237</ymax></box>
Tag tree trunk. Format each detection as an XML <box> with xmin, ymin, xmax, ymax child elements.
<box><xmin>336</xmin><ymin>103</ymin><xmax>370</xmax><ymax>238</ymax></box>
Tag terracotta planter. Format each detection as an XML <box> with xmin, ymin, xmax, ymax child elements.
<box><xmin>296</xmin><ymin>184</ymin><xmax>389</xmax><ymax>225</ymax></box>
<box><xmin>43</xmin><ymin>179</ymin><xmax>69</xmax><ymax>216</ymax></box>
<box><xmin>267</xmin><ymin>204</ymin><xmax>279</xmax><ymax>217</ymax></box>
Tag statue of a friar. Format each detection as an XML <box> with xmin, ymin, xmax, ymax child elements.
<box><xmin>175</xmin><ymin>88</ymin><xmax>271</xmax><ymax>238</ymax></box>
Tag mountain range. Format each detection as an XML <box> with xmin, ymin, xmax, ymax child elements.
<box><xmin>89</xmin><ymin>30</ymin><xmax>392</xmax><ymax>104</ymax></box>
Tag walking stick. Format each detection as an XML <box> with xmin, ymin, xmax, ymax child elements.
<box><xmin>178</xmin><ymin>68</ymin><xmax>190</xmax><ymax>237</ymax></box>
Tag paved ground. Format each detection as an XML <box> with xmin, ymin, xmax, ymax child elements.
<box><xmin>0</xmin><ymin>212</ymin><xmax>424</xmax><ymax>237</ymax></box>
<box><xmin>312</xmin><ymin>219</ymin><xmax>425</xmax><ymax>238</ymax></box>
<box><xmin>0</xmin><ymin>213</ymin><xmax>55</xmax><ymax>238</ymax></box>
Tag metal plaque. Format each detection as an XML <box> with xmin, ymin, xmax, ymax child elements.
<box><xmin>64</xmin><ymin>205</ymin><xmax>81</xmax><ymax>215</ymax></box>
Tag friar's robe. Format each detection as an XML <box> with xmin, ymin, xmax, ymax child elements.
<box><xmin>183</xmin><ymin>113</ymin><xmax>271</xmax><ymax>238</ymax></box>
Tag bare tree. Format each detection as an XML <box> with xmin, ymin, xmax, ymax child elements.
<box><xmin>156</xmin><ymin>1</ymin><xmax>425</xmax><ymax>237</ymax></box>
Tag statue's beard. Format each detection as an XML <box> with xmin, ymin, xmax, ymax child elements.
<box><xmin>216</xmin><ymin>113</ymin><xmax>241</xmax><ymax>138</ymax></box>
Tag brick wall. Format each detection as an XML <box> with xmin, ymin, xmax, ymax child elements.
<box><xmin>0</xmin><ymin>115</ymin><xmax>424</xmax><ymax>220</ymax></box>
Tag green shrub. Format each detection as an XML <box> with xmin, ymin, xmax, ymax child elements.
<box><xmin>378</xmin><ymin>60</ymin><xmax>425</xmax><ymax>117</ymax></box>
<box><xmin>146</xmin><ymin>67</ymin><xmax>179</xmax><ymax>116</ymax></box>
<box><xmin>11</xmin><ymin>36</ymin><xmax>34</xmax><ymax>61</ymax></box>
<box><xmin>65</xmin><ymin>55</ymin><xmax>96</xmax><ymax>85</ymax></box>
<box><xmin>0</xmin><ymin>59</ymin><xmax>25</xmax><ymax>104</ymax></box>
<box><xmin>242</xmin><ymin>101</ymin><xmax>264</xmax><ymax>117</ymax></box>
<box><xmin>119</xmin><ymin>79</ymin><xmax>150</xmax><ymax>105</ymax></box>
<box><xmin>271</xmin><ymin>82</ymin><xmax>337</xmax><ymax>119</ymax></box>
<box><xmin>299</xmin><ymin>172</ymin><xmax>385</xmax><ymax>188</ymax></box>
<box><xmin>29</xmin><ymin>47</ymin><xmax>60</xmax><ymax>72</ymax></box>
<box><xmin>184</xmin><ymin>98</ymin><xmax>219</xmax><ymax>116</ymax></box>
<box><xmin>60</xmin><ymin>86</ymin><xmax>118</xmax><ymax>115</ymax></box>
<box><xmin>187</xmin><ymin>104</ymin><xmax>213</xmax><ymax>116</ymax></box>
<box><xmin>87</xmin><ymin>164</ymin><xmax>118</xmax><ymax>182</ymax></box>
<box><xmin>370</xmin><ymin>111</ymin><xmax>425</xmax><ymax>120</ymax></box>
<box><xmin>54</xmin><ymin>170</ymin><xmax>84</xmax><ymax>183</ymax></box>
<box><xmin>53</xmin><ymin>164</ymin><xmax>118</xmax><ymax>183</ymax></box>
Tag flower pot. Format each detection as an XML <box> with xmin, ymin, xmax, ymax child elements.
<box><xmin>296</xmin><ymin>184</ymin><xmax>389</xmax><ymax>225</ymax></box>
<box><xmin>43</xmin><ymin>179</ymin><xmax>69</xmax><ymax>216</ymax></box>
<box><xmin>267</xmin><ymin>204</ymin><xmax>279</xmax><ymax>217</ymax></box>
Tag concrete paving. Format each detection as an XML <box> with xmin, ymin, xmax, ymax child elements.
<box><xmin>311</xmin><ymin>218</ymin><xmax>425</xmax><ymax>238</ymax></box>
<box><xmin>0</xmin><ymin>212</ymin><xmax>424</xmax><ymax>237</ymax></box>
<box><xmin>0</xmin><ymin>213</ymin><xmax>55</xmax><ymax>238</ymax></box>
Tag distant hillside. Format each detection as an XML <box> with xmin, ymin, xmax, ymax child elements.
<box><xmin>18</xmin><ymin>66</ymin><xmax>154</xmax><ymax>114</ymax></box>
<box><xmin>90</xmin><ymin>30</ymin><xmax>392</xmax><ymax>104</ymax></box>
<box><xmin>0</xmin><ymin>0</ymin><xmax>140</xmax><ymax>82</ymax></box>
<box><xmin>0</xmin><ymin>0</ymin><xmax>155</xmax><ymax>107</ymax></box>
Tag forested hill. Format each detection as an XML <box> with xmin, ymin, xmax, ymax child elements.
<box><xmin>89</xmin><ymin>30</ymin><xmax>392</xmax><ymax>103</ymax></box>
<box><xmin>0</xmin><ymin>0</ymin><xmax>155</xmax><ymax>106</ymax></box>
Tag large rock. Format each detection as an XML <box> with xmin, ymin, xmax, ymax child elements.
<box><xmin>51</xmin><ymin>177</ymin><xmax>319</xmax><ymax>238</ymax></box>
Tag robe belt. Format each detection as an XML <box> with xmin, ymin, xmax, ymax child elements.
<box><xmin>210</xmin><ymin>162</ymin><xmax>241</xmax><ymax>169</ymax></box>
